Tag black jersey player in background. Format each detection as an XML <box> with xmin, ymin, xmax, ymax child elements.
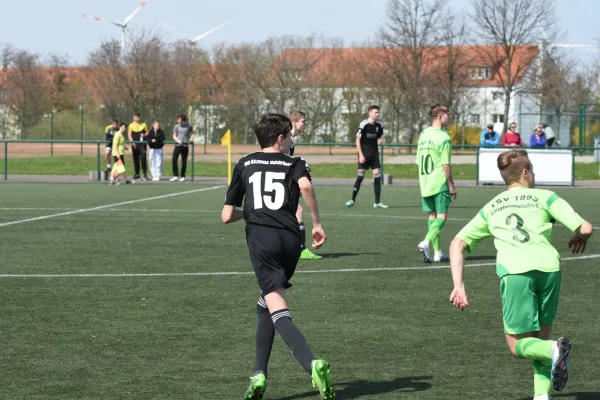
<box><xmin>288</xmin><ymin>110</ymin><xmax>323</xmax><ymax>261</ymax></box>
<box><xmin>345</xmin><ymin>105</ymin><xmax>389</xmax><ymax>209</ymax></box>
<box><xmin>104</xmin><ymin>119</ymin><xmax>119</xmax><ymax>171</ymax></box>
<box><xmin>222</xmin><ymin>113</ymin><xmax>335</xmax><ymax>400</ymax></box>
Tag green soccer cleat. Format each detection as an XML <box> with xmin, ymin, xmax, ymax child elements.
<box><xmin>373</xmin><ymin>202</ymin><xmax>389</xmax><ymax>209</ymax></box>
<box><xmin>300</xmin><ymin>249</ymin><xmax>323</xmax><ymax>260</ymax></box>
<box><xmin>345</xmin><ymin>200</ymin><xmax>355</xmax><ymax>207</ymax></box>
<box><xmin>244</xmin><ymin>373</ymin><xmax>266</xmax><ymax>400</ymax></box>
<box><xmin>311</xmin><ymin>360</ymin><xmax>335</xmax><ymax>400</ymax></box>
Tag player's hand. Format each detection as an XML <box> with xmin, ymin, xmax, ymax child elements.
<box><xmin>359</xmin><ymin>155</ymin><xmax>366</xmax><ymax>164</ymax></box>
<box><xmin>312</xmin><ymin>224</ymin><xmax>327</xmax><ymax>250</ymax></box>
<box><xmin>450</xmin><ymin>286</ymin><xmax>469</xmax><ymax>310</ymax></box>
<box><xmin>377</xmin><ymin>138</ymin><xmax>383</xmax><ymax>145</ymax></box>
<box><xmin>568</xmin><ymin>233</ymin><xmax>587</xmax><ymax>253</ymax></box>
<box><xmin>449</xmin><ymin>184</ymin><xmax>457</xmax><ymax>200</ymax></box>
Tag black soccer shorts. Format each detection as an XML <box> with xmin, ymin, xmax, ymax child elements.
<box><xmin>246</xmin><ymin>224</ymin><xmax>301</xmax><ymax>296</ymax></box>
<box><xmin>357</xmin><ymin>154</ymin><xmax>381</xmax><ymax>170</ymax></box>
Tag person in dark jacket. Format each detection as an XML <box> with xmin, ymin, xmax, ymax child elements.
<box><xmin>147</xmin><ymin>121</ymin><xmax>166</xmax><ymax>181</ymax></box>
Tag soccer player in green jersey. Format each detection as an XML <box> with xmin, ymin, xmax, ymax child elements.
<box><xmin>416</xmin><ymin>104</ymin><xmax>457</xmax><ymax>263</ymax></box>
<box><xmin>448</xmin><ymin>149</ymin><xmax>593</xmax><ymax>400</ymax></box>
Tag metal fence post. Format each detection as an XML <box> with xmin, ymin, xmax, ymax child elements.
<box><xmin>50</xmin><ymin>112</ymin><xmax>54</xmax><ymax>156</ymax></box>
<box><xmin>4</xmin><ymin>140</ymin><xmax>7</xmax><ymax>180</ymax></box>
<box><xmin>80</xmin><ymin>106</ymin><xmax>84</xmax><ymax>156</ymax></box>
<box><xmin>97</xmin><ymin>143</ymin><xmax>101</xmax><ymax>181</ymax></box>
<box><xmin>191</xmin><ymin>142</ymin><xmax>195</xmax><ymax>182</ymax></box>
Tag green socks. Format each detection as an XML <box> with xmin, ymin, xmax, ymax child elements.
<box><xmin>515</xmin><ymin>338</ymin><xmax>553</xmax><ymax>361</ymax></box>
<box><xmin>425</xmin><ymin>218</ymin><xmax>445</xmax><ymax>245</ymax></box>
<box><xmin>428</xmin><ymin>219</ymin><xmax>440</xmax><ymax>252</ymax></box>
<box><xmin>533</xmin><ymin>360</ymin><xmax>552</xmax><ymax>397</ymax></box>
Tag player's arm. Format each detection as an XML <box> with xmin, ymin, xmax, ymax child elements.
<box><xmin>377</xmin><ymin>122</ymin><xmax>384</xmax><ymax>145</ymax></box>
<box><xmin>127</xmin><ymin>124</ymin><xmax>133</xmax><ymax>142</ymax></box>
<box><xmin>440</xmin><ymin>139</ymin><xmax>456</xmax><ymax>198</ymax></box>
<box><xmin>221</xmin><ymin>162</ymin><xmax>244</xmax><ymax>224</ymax></box>
<box><xmin>547</xmin><ymin>194</ymin><xmax>593</xmax><ymax>252</ymax></box>
<box><xmin>355</xmin><ymin>135</ymin><xmax>365</xmax><ymax>163</ymax></box>
<box><xmin>298</xmin><ymin>176</ymin><xmax>326</xmax><ymax>249</ymax></box>
<box><xmin>449</xmin><ymin>210</ymin><xmax>491</xmax><ymax>309</ymax></box>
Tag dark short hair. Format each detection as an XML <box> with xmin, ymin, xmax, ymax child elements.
<box><xmin>178</xmin><ymin>114</ymin><xmax>187</xmax><ymax>122</ymax></box>
<box><xmin>119</xmin><ymin>122</ymin><xmax>127</xmax><ymax>128</ymax></box>
<box><xmin>254</xmin><ymin>113</ymin><xmax>292</xmax><ymax>149</ymax></box>
<box><xmin>368</xmin><ymin>105</ymin><xmax>380</xmax><ymax>112</ymax></box>
<box><xmin>134</xmin><ymin>112</ymin><xmax>141</xmax><ymax>118</ymax></box>
<box><xmin>429</xmin><ymin>103</ymin><xmax>449</xmax><ymax>118</ymax></box>
<box><xmin>288</xmin><ymin>110</ymin><xmax>305</xmax><ymax>123</ymax></box>
<box><xmin>112</xmin><ymin>119</ymin><xmax>119</xmax><ymax>125</ymax></box>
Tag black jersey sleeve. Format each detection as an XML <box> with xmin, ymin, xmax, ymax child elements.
<box><xmin>377</xmin><ymin>121</ymin><xmax>384</xmax><ymax>138</ymax></box>
<box><xmin>224</xmin><ymin>161</ymin><xmax>245</xmax><ymax>207</ymax></box>
<box><xmin>290</xmin><ymin>157</ymin><xmax>312</xmax><ymax>183</ymax></box>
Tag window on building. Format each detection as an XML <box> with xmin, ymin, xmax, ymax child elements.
<box><xmin>492</xmin><ymin>91</ymin><xmax>504</xmax><ymax>101</ymax></box>
<box><xmin>469</xmin><ymin>114</ymin><xmax>480</xmax><ymax>124</ymax></box>
<box><xmin>0</xmin><ymin>89</ymin><xmax>9</xmax><ymax>99</ymax></box>
<box><xmin>469</xmin><ymin>66</ymin><xmax>492</xmax><ymax>80</ymax></box>
<box><xmin>492</xmin><ymin>114</ymin><xmax>505</xmax><ymax>123</ymax></box>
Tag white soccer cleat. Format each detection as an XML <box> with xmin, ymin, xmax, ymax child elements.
<box><xmin>169</xmin><ymin>177</ymin><xmax>179</xmax><ymax>182</ymax></box>
<box><xmin>533</xmin><ymin>394</ymin><xmax>549</xmax><ymax>400</ymax></box>
<box><xmin>179</xmin><ymin>177</ymin><xmax>185</xmax><ymax>182</ymax></box>
<box><xmin>418</xmin><ymin>240</ymin><xmax>432</xmax><ymax>263</ymax></box>
<box><xmin>433</xmin><ymin>251</ymin><xmax>449</xmax><ymax>263</ymax></box>
<box><xmin>551</xmin><ymin>337</ymin><xmax>572</xmax><ymax>391</ymax></box>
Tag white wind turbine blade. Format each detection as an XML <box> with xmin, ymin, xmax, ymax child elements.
<box><xmin>551</xmin><ymin>44</ymin><xmax>598</xmax><ymax>50</ymax></box>
<box><xmin>191</xmin><ymin>22</ymin><xmax>228</xmax><ymax>43</ymax></box>
<box><xmin>159</xmin><ymin>21</ymin><xmax>192</xmax><ymax>42</ymax></box>
<box><xmin>82</xmin><ymin>14</ymin><xmax>124</xmax><ymax>28</ymax></box>
<box><xmin>124</xmin><ymin>1</ymin><xmax>148</xmax><ymax>26</ymax></box>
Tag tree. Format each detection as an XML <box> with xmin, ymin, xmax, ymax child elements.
<box><xmin>470</xmin><ymin>0</ymin><xmax>556</xmax><ymax>133</ymax></box>
<box><xmin>379</xmin><ymin>0</ymin><xmax>448</xmax><ymax>148</ymax></box>
<box><xmin>88</xmin><ymin>30</ymin><xmax>180</xmax><ymax>124</ymax></box>
<box><xmin>0</xmin><ymin>45</ymin><xmax>51</xmax><ymax>138</ymax></box>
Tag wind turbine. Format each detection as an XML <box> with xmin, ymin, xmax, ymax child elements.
<box><xmin>159</xmin><ymin>22</ymin><xmax>228</xmax><ymax>46</ymax></box>
<box><xmin>82</xmin><ymin>1</ymin><xmax>149</xmax><ymax>49</ymax></box>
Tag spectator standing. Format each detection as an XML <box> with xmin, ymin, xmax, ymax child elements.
<box><xmin>147</xmin><ymin>121</ymin><xmax>165</xmax><ymax>182</ymax></box>
<box><xmin>530</xmin><ymin>125</ymin><xmax>547</xmax><ymax>148</ymax></box>
<box><xmin>170</xmin><ymin>114</ymin><xmax>195</xmax><ymax>182</ymax></box>
<box><xmin>104</xmin><ymin>119</ymin><xmax>119</xmax><ymax>171</ymax></box>
<box><xmin>128</xmin><ymin>112</ymin><xmax>149</xmax><ymax>181</ymax></box>
<box><xmin>480</xmin><ymin>124</ymin><xmax>500</xmax><ymax>147</ymax></box>
<box><xmin>501</xmin><ymin>122</ymin><xmax>522</xmax><ymax>147</ymax></box>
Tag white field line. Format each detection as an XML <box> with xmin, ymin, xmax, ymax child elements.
<box><xmin>0</xmin><ymin>207</ymin><xmax>472</xmax><ymax>221</ymax></box>
<box><xmin>3</xmin><ymin>207</ymin><xmax>600</xmax><ymax>228</ymax></box>
<box><xmin>0</xmin><ymin>254</ymin><xmax>598</xmax><ymax>279</ymax></box>
<box><xmin>0</xmin><ymin>185</ymin><xmax>225</xmax><ymax>228</ymax></box>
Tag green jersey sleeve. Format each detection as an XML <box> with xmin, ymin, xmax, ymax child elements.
<box><xmin>546</xmin><ymin>194</ymin><xmax>585</xmax><ymax>232</ymax></box>
<box><xmin>456</xmin><ymin>209</ymin><xmax>491</xmax><ymax>252</ymax></box>
<box><xmin>440</xmin><ymin>139</ymin><xmax>451</xmax><ymax>165</ymax></box>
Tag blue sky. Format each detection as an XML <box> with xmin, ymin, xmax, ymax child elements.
<box><xmin>0</xmin><ymin>0</ymin><xmax>597</xmax><ymax>65</ymax></box>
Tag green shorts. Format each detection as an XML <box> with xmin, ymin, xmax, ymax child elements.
<box><xmin>500</xmin><ymin>270</ymin><xmax>561</xmax><ymax>335</ymax></box>
<box><xmin>421</xmin><ymin>185</ymin><xmax>452</xmax><ymax>213</ymax></box>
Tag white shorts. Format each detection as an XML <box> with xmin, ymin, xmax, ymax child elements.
<box><xmin>105</xmin><ymin>147</ymin><xmax>112</xmax><ymax>153</ymax></box>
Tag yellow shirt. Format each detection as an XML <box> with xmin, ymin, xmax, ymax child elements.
<box><xmin>112</xmin><ymin>131</ymin><xmax>125</xmax><ymax>156</ymax></box>
<box><xmin>128</xmin><ymin>122</ymin><xmax>148</xmax><ymax>141</ymax></box>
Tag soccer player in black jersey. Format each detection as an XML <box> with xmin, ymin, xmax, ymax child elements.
<box><xmin>104</xmin><ymin>119</ymin><xmax>119</xmax><ymax>171</ymax></box>
<box><xmin>345</xmin><ymin>105</ymin><xmax>389</xmax><ymax>208</ymax></box>
<box><xmin>222</xmin><ymin>113</ymin><xmax>335</xmax><ymax>400</ymax></box>
<box><xmin>288</xmin><ymin>110</ymin><xmax>322</xmax><ymax>261</ymax></box>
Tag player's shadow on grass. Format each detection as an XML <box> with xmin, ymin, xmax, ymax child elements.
<box><xmin>319</xmin><ymin>252</ymin><xmax>379</xmax><ymax>259</ymax></box>
<box><xmin>465</xmin><ymin>255</ymin><xmax>496</xmax><ymax>261</ymax></box>
<box><xmin>277</xmin><ymin>376</ymin><xmax>432</xmax><ymax>399</ymax></box>
<box><xmin>548</xmin><ymin>393</ymin><xmax>600</xmax><ymax>400</ymax></box>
